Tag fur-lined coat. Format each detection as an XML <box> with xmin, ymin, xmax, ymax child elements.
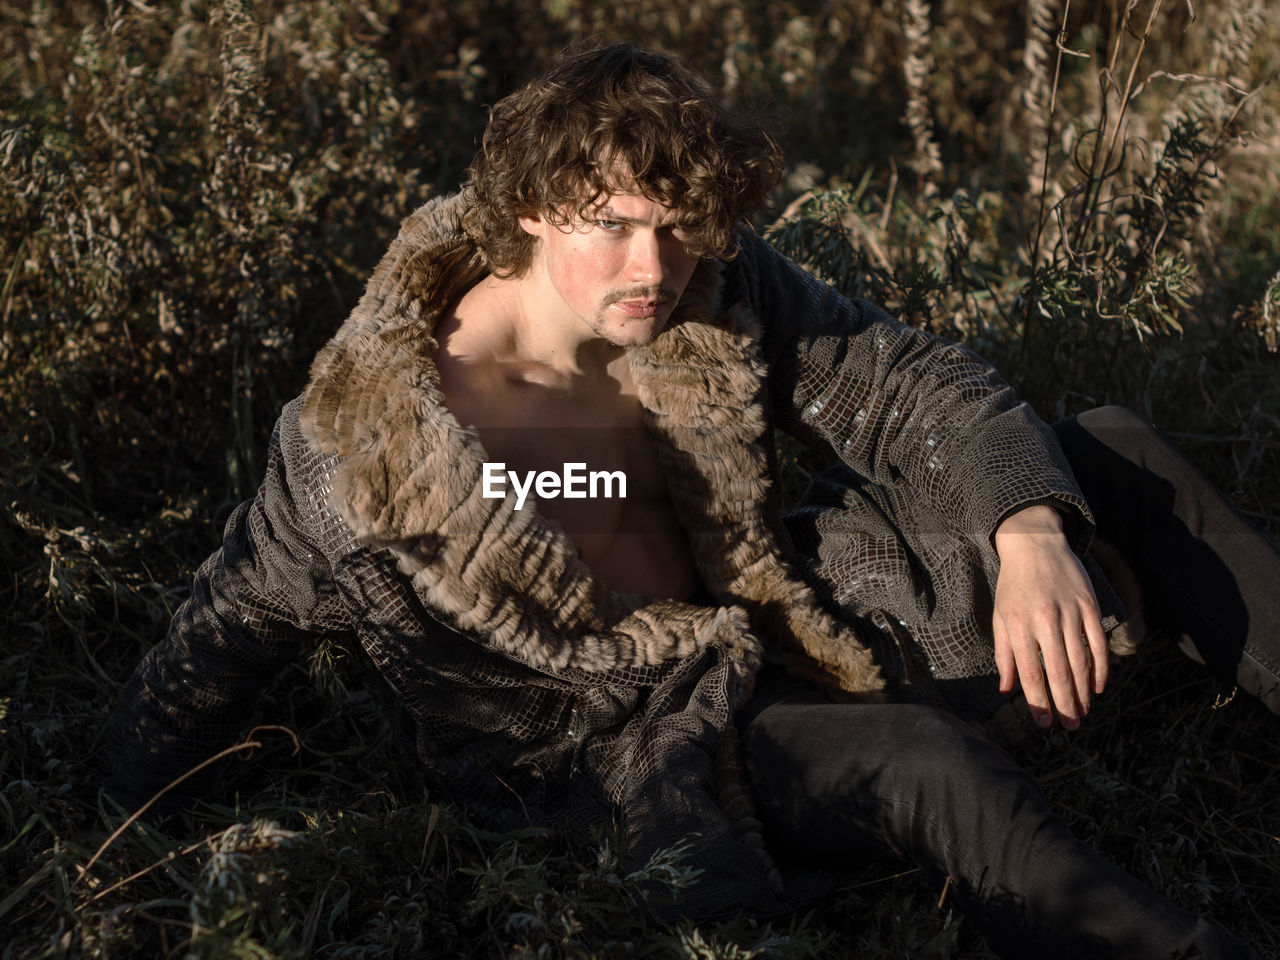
<box><xmin>104</xmin><ymin>191</ymin><xmax>1104</xmax><ymax>916</ymax></box>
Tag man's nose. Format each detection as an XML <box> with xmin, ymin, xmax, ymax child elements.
<box><xmin>627</xmin><ymin>232</ymin><xmax>663</xmax><ymax>283</ymax></box>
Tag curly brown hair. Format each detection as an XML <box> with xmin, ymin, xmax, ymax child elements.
<box><xmin>464</xmin><ymin>43</ymin><xmax>784</xmax><ymax>276</ymax></box>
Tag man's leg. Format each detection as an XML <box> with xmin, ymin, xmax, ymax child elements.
<box><xmin>1054</xmin><ymin>406</ymin><xmax>1280</xmax><ymax>713</ymax></box>
<box><xmin>741</xmin><ymin>685</ymin><xmax>1258</xmax><ymax>959</ymax></box>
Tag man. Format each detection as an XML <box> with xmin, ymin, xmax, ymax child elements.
<box><xmin>106</xmin><ymin>43</ymin><xmax>1278</xmax><ymax>957</ymax></box>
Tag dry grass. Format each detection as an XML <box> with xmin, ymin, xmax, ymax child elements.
<box><xmin>2</xmin><ymin>1</ymin><xmax>1278</xmax><ymax>956</ymax></box>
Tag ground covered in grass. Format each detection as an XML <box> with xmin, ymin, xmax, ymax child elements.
<box><xmin>3</xmin><ymin>1</ymin><xmax>1279</xmax><ymax>957</ymax></box>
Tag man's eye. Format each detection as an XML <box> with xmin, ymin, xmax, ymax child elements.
<box><xmin>595</xmin><ymin>220</ymin><xmax>624</xmax><ymax>231</ymax></box>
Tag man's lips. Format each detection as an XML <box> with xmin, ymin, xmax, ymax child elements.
<box><xmin>611</xmin><ymin>299</ymin><xmax>664</xmax><ymax>318</ymax></box>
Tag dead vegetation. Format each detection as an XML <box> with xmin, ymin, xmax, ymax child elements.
<box><xmin>2</xmin><ymin>1</ymin><xmax>1278</xmax><ymax>956</ymax></box>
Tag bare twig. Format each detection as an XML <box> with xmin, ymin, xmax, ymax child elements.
<box><xmin>1145</xmin><ymin>70</ymin><xmax>1250</xmax><ymax>97</ymax></box>
<box><xmin>86</xmin><ymin>834</ymin><xmax>220</xmax><ymax>903</ymax></box>
<box><xmin>1030</xmin><ymin>0</ymin><xmax>1076</xmax><ymax>268</ymax></box>
<box><xmin>75</xmin><ymin>725</ymin><xmax>300</xmax><ymax>889</ymax></box>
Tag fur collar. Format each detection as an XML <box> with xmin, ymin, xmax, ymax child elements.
<box><xmin>300</xmin><ymin>192</ymin><xmax>882</xmax><ymax>700</ymax></box>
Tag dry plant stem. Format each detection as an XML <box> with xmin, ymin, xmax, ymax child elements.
<box><xmin>74</xmin><ymin>725</ymin><xmax>301</xmax><ymax>889</ymax></box>
<box><xmin>85</xmin><ymin>833</ymin><xmax>219</xmax><ymax>903</ymax></box>
<box><xmin>1104</xmin><ymin>0</ymin><xmax>1165</xmax><ymax>165</ymax></box>
<box><xmin>1031</xmin><ymin>0</ymin><xmax>1074</xmax><ymax>268</ymax></box>
<box><xmin>1081</xmin><ymin>0</ymin><xmax>1165</xmax><ymax>254</ymax></box>
<box><xmin>1071</xmin><ymin>0</ymin><xmax>1134</xmax><ymax>252</ymax></box>
<box><xmin>844</xmin><ymin>867</ymin><xmax>923</xmax><ymax>891</ymax></box>
<box><xmin>1105</xmin><ymin>0</ymin><xmax>1124</xmax><ymax>76</ymax></box>
<box><xmin>1023</xmin><ymin>0</ymin><xmax>1081</xmax><ymax>361</ymax></box>
<box><xmin>1147</xmin><ymin>71</ymin><xmax>1250</xmax><ymax>97</ymax></box>
<box><xmin>880</xmin><ymin>159</ymin><xmax>898</xmax><ymax>233</ymax></box>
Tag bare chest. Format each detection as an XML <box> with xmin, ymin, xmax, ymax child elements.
<box><xmin>437</xmin><ymin>357</ymin><xmax>699</xmax><ymax>600</ymax></box>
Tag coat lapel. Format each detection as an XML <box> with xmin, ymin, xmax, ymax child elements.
<box><xmin>631</xmin><ymin>264</ymin><xmax>883</xmax><ymax>696</ymax></box>
<box><xmin>300</xmin><ymin>192</ymin><xmax>881</xmax><ymax>698</ymax></box>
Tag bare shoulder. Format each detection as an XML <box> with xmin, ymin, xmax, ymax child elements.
<box><xmin>435</xmin><ymin>280</ymin><xmax>523</xmax><ymax>427</ymax></box>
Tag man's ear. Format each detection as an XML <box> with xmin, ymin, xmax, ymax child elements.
<box><xmin>518</xmin><ymin>214</ymin><xmax>544</xmax><ymax>239</ymax></box>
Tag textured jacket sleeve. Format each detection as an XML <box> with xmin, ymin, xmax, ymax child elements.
<box><xmin>734</xmin><ymin>234</ymin><xmax>1094</xmax><ymax>552</ymax></box>
<box><xmin>102</xmin><ymin>405</ymin><xmax>352</xmax><ymax>813</ymax></box>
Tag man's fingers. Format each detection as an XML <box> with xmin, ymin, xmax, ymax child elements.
<box><xmin>1036</xmin><ymin>627</ymin><xmax>1081</xmax><ymax>730</ymax></box>
<box><xmin>1083</xmin><ymin>607</ymin><xmax>1110</xmax><ymax>695</ymax></box>
<box><xmin>1010</xmin><ymin>631</ymin><xmax>1053</xmax><ymax>728</ymax></box>
<box><xmin>994</xmin><ymin>617</ymin><xmax>1017</xmax><ymax>694</ymax></box>
<box><xmin>1061</xmin><ymin>612</ymin><xmax>1093</xmax><ymax>717</ymax></box>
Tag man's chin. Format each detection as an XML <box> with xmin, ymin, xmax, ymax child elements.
<box><xmin>597</xmin><ymin>316</ymin><xmax>668</xmax><ymax>348</ymax></box>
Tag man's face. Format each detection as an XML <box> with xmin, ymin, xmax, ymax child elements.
<box><xmin>518</xmin><ymin>189</ymin><xmax>700</xmax><ymax>347</ymax></box>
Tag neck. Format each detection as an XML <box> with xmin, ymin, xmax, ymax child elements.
<box><xmin>485</xmin><ymin>271</ymin><xmax>623</xmax><ymax>380</ymax></box>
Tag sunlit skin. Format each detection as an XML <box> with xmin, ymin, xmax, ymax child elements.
<box><xmin>435</xmin><ymin>188</ymin><xmax>701</xmax><ymax>600</ymax></box>
<box><xmin>437</xmin><ymin>187</ymin><xmax>1107</xmax><ymax>727</ymax></box>
<box><xmin>993</xmin><ymin>504</ymin><xmax>1110</xmax><ymax>731</ymax></box>
<box><xmin>515</xmin><ymin>190</ymin><xmax>701</xmax><ymax>351</ymax></box>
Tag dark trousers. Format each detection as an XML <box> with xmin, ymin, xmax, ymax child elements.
<box><xmin>1055</xmin><ymin>405</ymin><xmax>1280</xmax><ymax>712</ymax></box>
<box><xmin>742</xmin><ymin>406</ymin><xmax>1277</xmax><ymax>958</ymax></box>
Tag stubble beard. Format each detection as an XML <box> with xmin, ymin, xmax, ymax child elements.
<box><xmin>596</xmin><ymin>284</ymin><xmax>681</xmax><ymax>346</ymax></box>
<box><xmin>603</xmin><ymin>284</ymin><xmax>678</xmax><ymax>308</ymax></box>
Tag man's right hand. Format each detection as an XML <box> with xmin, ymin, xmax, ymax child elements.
<box><xmin>992</xmin><ymin>505</ymin><xmax>1110</xmax><ymax>730</ymax></box>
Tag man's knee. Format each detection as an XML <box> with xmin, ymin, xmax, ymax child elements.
<box><xmin>1055</xmin><ymin>406</ymin><xmax>1170</xmax><ymax>492</ymax></box>
<box><xmin>1074</xmin><ymin>404</ymin><xmax>1161</xmax><ymax>455</ymax></box>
